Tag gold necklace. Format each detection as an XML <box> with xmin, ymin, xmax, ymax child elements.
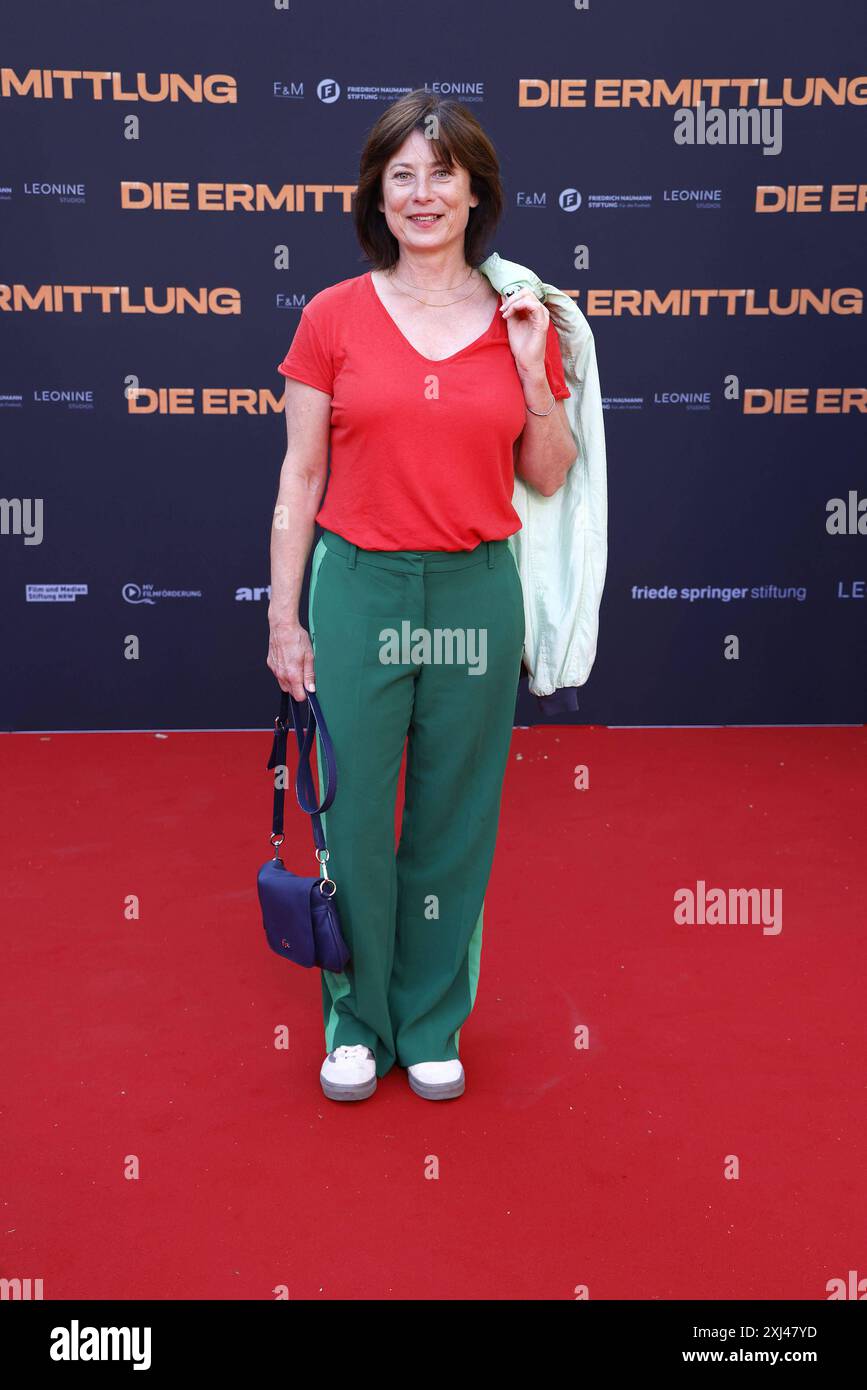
<box><xmin>388</xmin><ymin>264</ymin><xmax>474</xmax><ymax>293</ymax></box>
<box><xmin>384</xmin><ymin>266</ymin><xmax>484</xmax><ymax>308</ymax></box>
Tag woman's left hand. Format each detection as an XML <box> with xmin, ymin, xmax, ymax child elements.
<box><xmin>499</xmin><ymin>287</ymin><xmax>549</xmax><ymax>377</ymax></box>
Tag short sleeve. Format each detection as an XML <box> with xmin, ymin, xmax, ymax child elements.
<box><xmin>544</xmin><ymin>318</ymin><xmax>570</xmax><ymax>400</ymax></box>
<box><xmin>277</xmin><ymin>305</ymin><xmax>334</xmax><ymax>395</ymax></box>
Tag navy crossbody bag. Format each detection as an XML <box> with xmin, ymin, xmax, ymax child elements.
<box><xmin>257</xmin><ymin>687</ymin><xmax>350</xmax><ymax>972</ymax></box>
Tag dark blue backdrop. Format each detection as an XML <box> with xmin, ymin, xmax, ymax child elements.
<box><xmin>2</xmin><ymin>0</ymin><xmax>865</xmax><ymax>731</ymax></box>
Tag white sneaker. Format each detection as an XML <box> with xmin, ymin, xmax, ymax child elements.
<box><xmin>320</xmin><ymin>1044</ymin><xmax>377</xmax><ymax>1101</ymax></box>
<box><xmin>407</xmin><ymin>1059</ymin><xmax>465</xmax><ymax>1100</ymax></box>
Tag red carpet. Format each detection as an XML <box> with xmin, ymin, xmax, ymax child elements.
<box><xmin>2</xmin><ymin>724</ymin><xmax>865</xmax><ymax>1300</ymax></box>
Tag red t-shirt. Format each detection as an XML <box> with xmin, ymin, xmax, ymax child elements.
<box><xmin>276</xmin><ymin>269</ymin><xmax>570</xmax><ymax>552</ymax></box>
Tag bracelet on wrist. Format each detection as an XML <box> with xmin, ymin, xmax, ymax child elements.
<box><xmin>526</xmin><ymin>391</ymin><xmax>556</xmax><ymax>416</ymax></box>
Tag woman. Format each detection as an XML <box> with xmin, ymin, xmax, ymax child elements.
<box><xmin>267</xmin><ymin>89</ymin><xmax>577</xmax><ymax>1103</ymax></box>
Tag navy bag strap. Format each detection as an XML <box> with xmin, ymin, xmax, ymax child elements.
<box><xmin>266</xmin><ymin>688</ymin><xmax>337</xmax><ymax>854</ymax></box>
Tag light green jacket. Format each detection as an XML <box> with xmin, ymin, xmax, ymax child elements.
<box><xmin>478</xmin><ymin>251</ymin><xmax>609</xmax><ymax>702</ymax></box>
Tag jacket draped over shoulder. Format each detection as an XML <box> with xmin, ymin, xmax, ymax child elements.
<box><xmin>477</xmin><ymin>252</ymin><xmax>609</xmax><ymax>713</ymax></box>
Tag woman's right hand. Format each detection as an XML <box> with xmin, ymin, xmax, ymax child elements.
<box><xmin>267</xmin><ymin>620</ymin><xmax>316</xmax><ymax>701</ymax></box>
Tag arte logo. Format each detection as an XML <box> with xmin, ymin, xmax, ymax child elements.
<box><xmin>235</xmin><ymin>585</ymin><xmax>272</xmax><ymax>601</ymax></box>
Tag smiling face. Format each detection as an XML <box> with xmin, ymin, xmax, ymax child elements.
<box><xmin>377</xmin><ymin>127</ymin><xmax>479</xmax><ymax>256</ymax></box>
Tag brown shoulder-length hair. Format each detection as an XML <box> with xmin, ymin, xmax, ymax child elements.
<box><xmin>353</xmin><ymin>88</ymin><xmax>504</xmax><ymax>270</ymax></box>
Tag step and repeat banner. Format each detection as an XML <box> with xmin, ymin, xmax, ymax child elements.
<box><xmin>2</xmin><ymin>1</ymin><xmax>865</xmax><ymax>730</ymax></box>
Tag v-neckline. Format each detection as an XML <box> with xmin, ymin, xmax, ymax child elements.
<box><xmin>366</xmin><ymin>269</ymin><xmax>501</xmax><ymax>364</ymax></box>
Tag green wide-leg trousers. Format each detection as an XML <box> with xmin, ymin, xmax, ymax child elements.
<box><xmin>307</xmin><ymin>527</ymin><xmax>525</xmax><ymax>1079</ymax></box>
